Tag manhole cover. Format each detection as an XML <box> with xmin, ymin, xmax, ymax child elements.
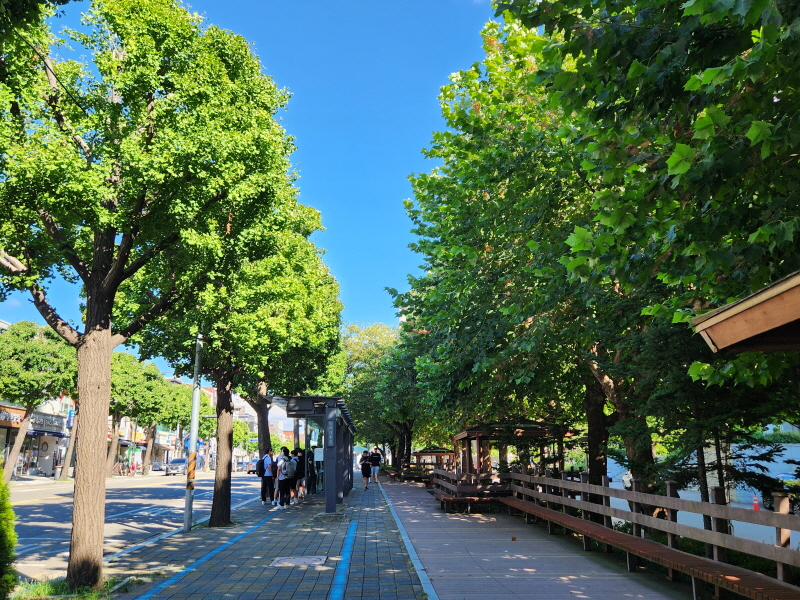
<box><xmin>270</xmin><ymin>556</ymin><xmax>328</xmax><ymax>567</ymax></box>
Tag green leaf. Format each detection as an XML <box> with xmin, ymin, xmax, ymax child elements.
<box><xmin>627</xmin><ymin>60</ymin><xmax>647</xmax><ymax>80</ymax></box>
<box><xmin>565</xmin><ymin>226</ymin><xmax>594</xmax><ymax>251</ymax></box>
<box><xmin>666</xmin><ymin>143</ymin><xmax>695</xmax><ymax>175</ymax></box>
<box><xmin>745</xmin><ymin>120</ymin><xmax>772</xmax><ymax>145</ymax></box>
<box><xmin>580</xmin><ymin>160</ymin><xmax>596</xmax><ymax>171</ymax></box>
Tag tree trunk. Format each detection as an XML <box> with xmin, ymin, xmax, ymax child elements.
<box><xmin>293</xmin><ymin>418</ymin><xmax>299</xmax><ymax>449</ymax></box>
<box><xmin>56</xmin><ymin>410</ymin><xmax>78</xmax><ymax>480</ymax></box>
<box><xmin>403</xmin><ymin>424</ymin><xmax>412</xmax><ymax>466</ymax></box>
<box><xmin>387</xmin><ymin>441</ymin><xmax>398</xmax><ymax>468</ymax></box>
<box><xmin>713</xmin><ymin>428</ymin><xmax>726</xmax><ymax>491</ymax></box>
<box><xmin>2</xmin><ymin>408</ymin><xmax>34</xmax><ymax>483</ymax></box>
<box><xmin>106</xmin><ymin>414</ymin><xmax>120</xmax><ymax>476</ymax></box>
<box><xmin>583</xmin><ymin>371</ymin><xmax>612</xmax><ymax>486</ymax></box>
<box><xmin>67</xmin><ymin>328</ymin><xmax>114</xmax><ymax>590</ymax></box>
<box><xmin>245</xmin><ymin>379</ymin><xmax>272</xmax><ymax>457</ymax></box>
<box><xmin>209</xmin><ymin>371</ymin><xmax>234</xmax><ymax>527</ymax></box>
<box><xmin>143</xmin><ymin>421</ymin><xmax>157</xmax><ymax>474</ymax></box>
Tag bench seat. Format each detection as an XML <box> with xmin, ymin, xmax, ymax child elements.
<box><xmin>431</xmin><ymin>491</ymin><xmax>497</xmax><ymax>513</ymax></box>
<box><xmin>500</xmin><ymin>496</ymin><xmax>800</xmax><ymax>600</ymax></box>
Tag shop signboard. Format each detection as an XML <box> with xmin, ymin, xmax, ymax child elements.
<box><xmin>29</xmin><ymin>412</ymin><xmax>66</xmax><ymax>434</ymax></box>
<box><xmin>0</xmin><ymin>405</ymin><xmax>25</xmax><ymax>429</ymax></box>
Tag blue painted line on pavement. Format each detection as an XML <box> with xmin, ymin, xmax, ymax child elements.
<box><xmin>329</xmin><ymin>520</ymin><xmax>358</xmax><ymax>600</ymax></box>
<box><xmin>379</xmin><ymin>482</ymin><xmax>440</xmax><ymax>600</ymax></box>
<box><xmin>133</xmin><ymin>510</ymin><xmax>277</xmax><ymax>600</ymax></box>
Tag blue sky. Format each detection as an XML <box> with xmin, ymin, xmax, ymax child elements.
<box><xmin>1</xmin><ymin>0</ymin><xmax>494</xmax><ymax>333</ymax></box>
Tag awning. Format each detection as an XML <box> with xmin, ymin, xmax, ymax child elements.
<box><xmin>28</xmin><ymin>429</ymin><xmax>67</xmax><ymax>438</ymax></box>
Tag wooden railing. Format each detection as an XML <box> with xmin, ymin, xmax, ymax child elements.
<box><xmin>431</xmin><ymin>469</ymin><xmax>800</xmax><ymax>583</ymax></box>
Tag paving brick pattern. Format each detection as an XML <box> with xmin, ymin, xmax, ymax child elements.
<box><xmin>111</xmin><ymin>484</ymin><xmax>424</xmax><ymax>600</ymax></box>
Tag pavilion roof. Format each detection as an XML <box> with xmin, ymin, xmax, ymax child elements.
<box><xmin>692</xmin><ymin>270</ymin><xmax>800</xmax><ymax>353</ymax></box>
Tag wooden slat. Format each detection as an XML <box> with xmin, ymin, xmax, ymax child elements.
<box><xmin>509</xmin><ymin>484</ymin><xmax>800</xmax><ymax>567</ymax></box>
<box><xmin>500</xmin><ymin>497</ymin><xmax>800</xmax><ymax>600</ymax></box>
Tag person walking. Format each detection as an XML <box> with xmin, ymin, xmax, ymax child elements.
<box><xmin>259</xmin><ymin>449</ymin><xmax>276</xmax><ymax>506</ymax></box>
<box><xmin>275</xmin><ymin>447</ymin><xmax>293</xmax><ymax>509</ymax></box>
<box><xmin>369</xmin><ymin>446</ymin><xmax>383</xmax><ymax>484</ymax></box>
<box><xmin>359</xmin><ymin>451</ymin><xmax>372</xmax><ymax>491</ymax></box>
<box><xmin>289</xmin><ymin>449</ymin><xmax>300</xmax><ymax>504</ymax></box>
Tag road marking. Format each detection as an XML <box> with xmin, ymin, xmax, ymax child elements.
<box><xmin>329</xmin><ymin>521</ymin><xmax>358</xmax><ymax>600</ymax></box>
<box><xmin>131</xmin><ymin>506</ymin><xmax>276</xmax><ymax>600</ymax></box>
<box><xmin>106</xmin><ymin>496</ymin><xmax>259</xmax><ymax>562</ymax></box>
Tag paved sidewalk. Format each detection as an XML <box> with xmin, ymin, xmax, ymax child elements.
<box><xmin>111</xmin><ymin>482</ymin><xmax>423</xmax><ymax>600</ymax></box>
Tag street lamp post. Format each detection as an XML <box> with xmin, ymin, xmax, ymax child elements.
<box><xmin>184</xmin><ymin>331</ymin><xmax>203</xmax><ymax>532</ymax></box>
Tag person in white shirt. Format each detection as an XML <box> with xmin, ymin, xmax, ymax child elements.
<box><xmin>274</xmin><ymin>447</ymin><xmax>292</xmax><ymax>509</ymax></box>
<box><xmin>259</xmin><ymin>449</ymin><xmax>276</xmax><ymax>506</ymax></box>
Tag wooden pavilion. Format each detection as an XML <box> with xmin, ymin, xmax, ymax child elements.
<box><xmin>692</xmin><ymin>270</ymin><xmax>800</xmax><ymax>353</ymax></box>
<box><xmin>410</xmin><ymin>446</ymin><xmax>455</xmax><ymax>469</ymax></box>
<box><xmin>453</xmin><ymin>419</ymin><xmax>573</xmax><ymax>476</ymax></box>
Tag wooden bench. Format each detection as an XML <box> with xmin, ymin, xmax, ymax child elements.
<box><xmin>500</xmin><ymin>496</ymin><xmax>800</xmax><ymax>600</ymax></box>
<box><xmin>431</xmin><ymin>491</ymin><xmax>498</xmax><ymax>513</ymax></box>
<box><xmin>383</xmin><ymin>468</ymin><xmax>400</xmax><ymax>482</ymax></box>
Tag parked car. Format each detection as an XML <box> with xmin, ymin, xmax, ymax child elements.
<box><xmin>165</xmin><ymin>458</ymin><xmax>187</xmax><ymax>476</ymax></box>
<box><xmin>235</xmin><ymin>461</ymin><xmax>248</xmax><ymax>472</ymax></box>
<box><xmin>151</xmin><ymin>461</ymin><xmax>164</xmax><ymax>472</ymax></box>
<box><xmin>247</xmin><ymin>459</ymin><xmax>258</xmax><ymax>474</ymax></box>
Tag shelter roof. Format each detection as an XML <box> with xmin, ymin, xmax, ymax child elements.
<box><xmin>692</xmin><ymin>270</ymin><xmax>800</xmax><ymax>353</ymax></box>
<box><xmin>272</xmin><ymin>395</ymin><xmax>356</xmax><ymax>433</ymax></box>
<box><xmin>453</xmin><ymin>419</ymin><xmax>571</xmax><ymax>442</ymax></box>
<box><xmin>413</xmin><ymin>446</ymin><xmax>454</xmax><ymax>454</ymax></box>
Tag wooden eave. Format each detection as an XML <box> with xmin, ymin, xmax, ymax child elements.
<box><xmin>692</xmin><ymin>271</ymin><xmax>800</xmax><ymax>353</ymax></box>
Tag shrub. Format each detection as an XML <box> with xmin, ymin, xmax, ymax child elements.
<box><xmin>0</xmin><ymin>468</ymin><xmax>16</xmax><ymax>599</ymax></box>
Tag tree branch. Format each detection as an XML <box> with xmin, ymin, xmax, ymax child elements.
<box><xmin>36</xmin><ymin>209</ymin><xmax>91</xmax><ymax>282</ymax></box>
<box><xmin>119</xmin><ymin>231</ymin><xmax>179</xmax><ymax>281</ymax></box>
<box><xmin>28</xmin><ymin>284</ymin><xmax>80</xmax><ymax>346</ymax></box>
<box><xmin>585</xmin><ymin>356</ymin><xmax>619</xmax><ymax>405</ymax></box>
<box><xmin>0</xmin><ymin>249</ymin><xmax>27</xmax><ymax>274</ymax></box>
<box><xmin>42</xmin><ymin>54</ymin><xmax>92</xmax><ymax>162</ymax></box>
<box><xmin>112</xmin><ymin>286</ymin><xmax>182</xmax><ymax>345</ymax></box>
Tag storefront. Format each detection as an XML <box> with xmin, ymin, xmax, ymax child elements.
<box><xmin>22</xmin><ymin>412</ymin><xmax>67</xmax><ymax>476</ymax></box>
<box><xmin>0</xmin><ymin>405</ymin><xmax>25</xmax><ymax>470</ymax></box>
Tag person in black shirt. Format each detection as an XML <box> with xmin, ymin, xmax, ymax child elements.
<box><xmin>369</xmin><ymin>447</ymin><xmax>383</xmax><ymax>484</ymax></box>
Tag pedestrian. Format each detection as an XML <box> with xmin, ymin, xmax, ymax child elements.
<box><xmin>259</xmin><ymin>449</ymin><xmax>276</xmax><ymax>506</ymax></box>
<box><xmin>360</xmin><ymin>451</ymin><xmax>372</xmax><ymax>491</ymax></box>
<box><xmin>289</xmin><ymin>449</ymin><xmax>300</xmax><ymax>504</ymax></box>
<box><xmin>275</xmin><ymin>447</ymin><xmax>293</xmax><ymax>509</ymax></box>
<box><xmin>369</xmin><ymin>446</ymin><xmax>383</xmax><ymax>484</ymax></box>
<box><xmin>294</xmin><ymin>448</ymin><xmax>307</xmax><ymax>501</ymax></box>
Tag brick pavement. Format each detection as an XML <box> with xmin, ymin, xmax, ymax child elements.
<box><xmin>111</xmin><ymin>481</ymin><xmax>424</xmax><ymax>600</ymax></box>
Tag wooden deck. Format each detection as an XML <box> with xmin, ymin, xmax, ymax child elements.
<box><xmin>382</xmin><ymin>480</ymin><xmax>689</xmax><ymax>600</ymax></box>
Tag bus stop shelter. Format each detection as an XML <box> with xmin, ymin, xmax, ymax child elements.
<box><xmin>274</xmin><ymin>396</ymin><xmax>357</xmax><ymax>513</ymax></box>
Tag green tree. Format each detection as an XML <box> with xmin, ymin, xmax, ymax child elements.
<box><xmin>105</xmin><ymin>353</ymin><xmax>163</xmax><ymax>475</ymax></box>
<box><xmin>134</xmin><ymin>231</ymin><xmax>341</xmax><ymax>526</ymax></box>
<box><xmin>0</xmin><ymin>468</ymin><xmax>16</xmax><ymax>599</ymax></box>
<box><xmin>0</xmin><ymin>321</ymin><xmax>76</xmax><ymax>482</ymax></box>
<box><xmin>496</xmin><ymin>0</ymin><xmax>800</xmax><ymax>375</ymax></box>
<box><xmin>0</xmin><ymin>0</ymin><xmax>299</xmax><ymax>586</ymax></box>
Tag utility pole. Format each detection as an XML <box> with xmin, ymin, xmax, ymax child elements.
<box><xmin>184</xmin><ymin>331</ymin><xmax>203</xmax><ymax>532</ymax></box>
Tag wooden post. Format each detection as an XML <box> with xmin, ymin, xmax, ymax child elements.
<box><xmin>666</xmin><ymin>481</ymin><xmax>679</xmax><ymax>581</ymax></box>
<box><xmin>480</xmin><ymin>438</ymin><xmax>491</xmax><ymax>476</ymax></box>
<box><xmin>580</xmin><ymin>471</ymin><xmax>591</xmax><ymax>551</ymax></box>
<box><xmin>774</xmin><ymin>492</ymin><xmax>791</xmax><ymax>582</ymax></box>
<box><xmin>711</xmin><ymin>486</ymin><xmax>728</xmax><ymax>564</ymax></box>
<box><xmin>632</xmin><ymin>479</ymin><xmax>643</xmax><ymax>538</ymax></box>
<box><xmin>561</xmin><ymin>471</ymin><xmax>569</xmax><ymax>516</ymax></box>
<box><xmin>602</xmin><ymin>476</ymin><xmax>613</xmax><ymax>552</ymax></box>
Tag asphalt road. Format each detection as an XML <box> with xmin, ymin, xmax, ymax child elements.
<box><xmin>10</xmin><ymin>470</ymin><xmax>262</xmax><ymax>581</ymax></box>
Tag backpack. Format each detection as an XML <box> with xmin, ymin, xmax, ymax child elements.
<box><xmin>255</xmin><ymin>457</ymin><xmax>266</xmax><ymax>477</ymax></box>
<box><xmin>281</xmin><ymin>456</ymin><xmax>297</xmax><ymax>478</ymax></box>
